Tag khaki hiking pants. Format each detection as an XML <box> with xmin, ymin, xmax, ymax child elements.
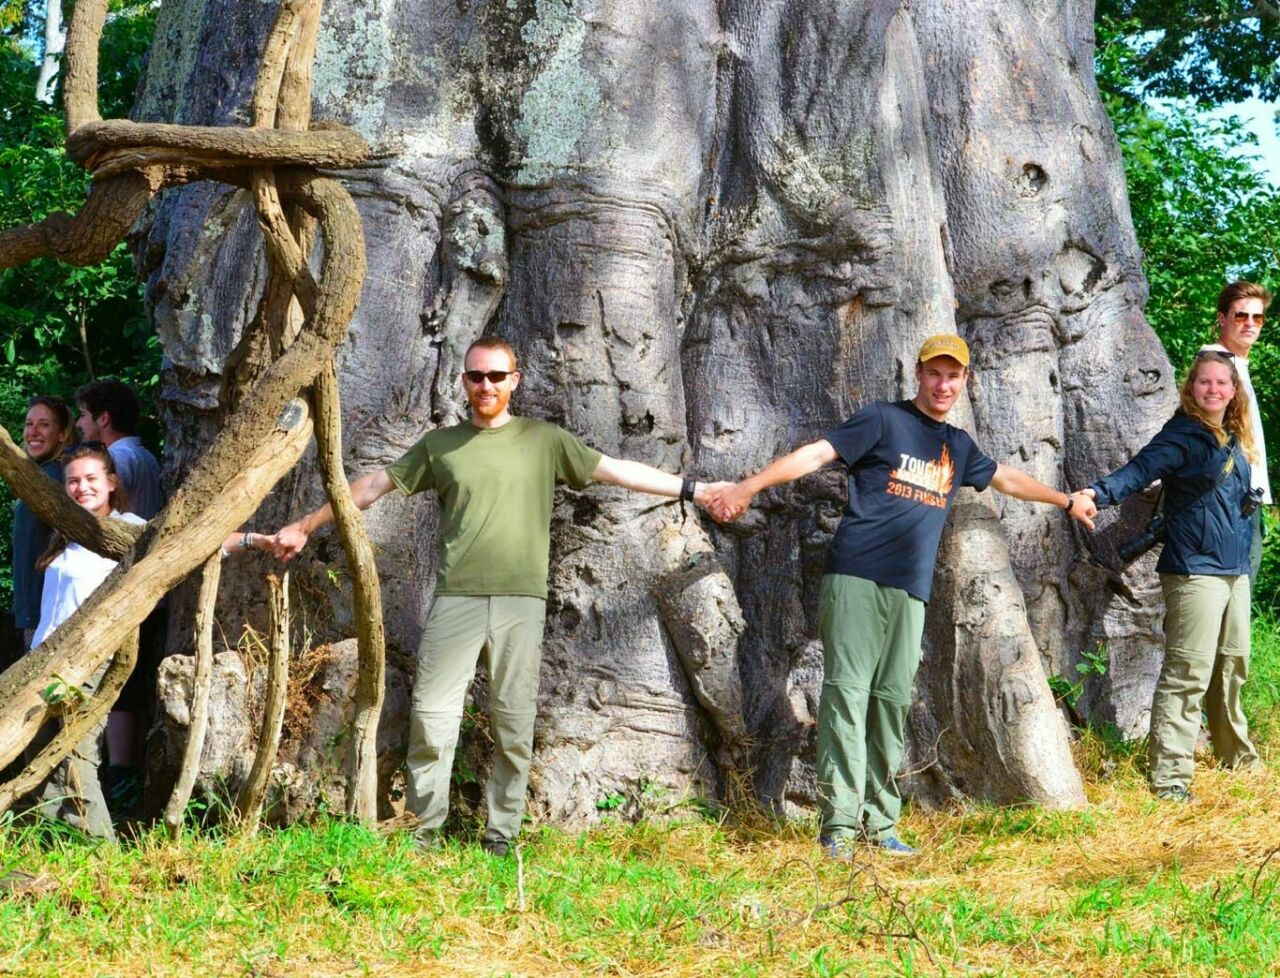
<box><xmin>406</xmin><ymin>595</ymin><xmax>546</xmax><ymax>845</ymax></box>
<box><xmin>816</xmin><ymin>574</ymin><xmax>925</xmax><ymax>843</ymax></box>
<box><xmin>1150</xmin><ymin>573</ymin><xmax>1257</xmax><ymax>793</ymax></box>
<box><xmin>32</xmin><ymin>659</ymin><xmax>114</xmax><ymax>841</ymax></box>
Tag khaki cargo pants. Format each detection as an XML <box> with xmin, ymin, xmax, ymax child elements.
<box><xmin>1150</xmin><ymin>573</ymin><xmax>1257</xmax><ymax>792</ymax></box>
<box><xmin>406</xmin><ymin>595</ymin><xmax>546</xmax><ymax>846</ymax></box>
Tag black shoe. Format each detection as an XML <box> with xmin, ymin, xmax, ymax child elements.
<box><xmin>481</xmin><ymin>837</ymin><xmax>510</xmax><ymax>857</ymax></box>
<box><xmin>1154</xmin><ymin>785</ymin><xmax>1193</xmax><ymax>803</ymax></box>
<box><xmin>102</xmin><ymin>765</ymin><xmax>142</xmax><ymax>817</ymax></box>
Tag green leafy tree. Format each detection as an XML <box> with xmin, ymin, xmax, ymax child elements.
<box><xmin>1097</xmin><ymin>20</ymin><xmax>1279</xmax><ymax>436</ymax></box>
<box><xmin>1097</xmin><ymin>16</ymin><xmax>1280</xmax><ymax>602</ymax></box>
<box><xmin>1097</xmin><ymin>1</ymin><xmax>1280</xmax><ymax>104</ymax></box>
<box><xmin>0</xmin><ymin>0</ymin><xmax>158</xmax><ymax>607</ymax></box>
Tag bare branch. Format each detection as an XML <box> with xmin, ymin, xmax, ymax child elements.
<box><xmin>0</xmin><ymin>632</ymin><xmax>138</xmax><ymax>815</ymax></box>
<box><xmin>315</xmin><ymin>364</ymin><xmax>386</xmax><ymax>821</ymax></box>
<box><xmin>164</xmin><ymin>555</ymin><xmax>222</xmax><ymax>838</ymax></box>
<box><xmin>0</xmin><ymin>172</ymin><xmax>152</xmax><ymax>271</ymax></box>
<box><xmin>235</xmin><ymin>573</ymin><xmax>291</xmax><ymax>831</ymax></box>
<box><xmin>0</xmin><ymin>425</ymin><xmax>141</xmax><ymax>558</ymax></box>
<box><xmin>68</xmin><ymin>121</ymin><xmax>368</xmax><ymax>171</ymax></box>
<box><xmin>62</xmin><ymin>0</ymin><xmax>106</xmax><ymax>130</ymax></box>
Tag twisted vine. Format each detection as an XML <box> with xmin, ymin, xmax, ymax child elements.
<box><xmin>0</xmin><ymin>0</ymin><xmax>385</xmax><ymax>826</ymax></box>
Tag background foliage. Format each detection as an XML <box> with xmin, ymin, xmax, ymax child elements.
<box><xmin>1096</xmin><ymin>15</ymin><xmax>1280</xmax><ymax>607</ymax></box>
<box><xmin>1096</xmin><ymin>1</ymin><xmax>1280</xmax><ymax>104</ymax></box>
<box><xmin>0</xmin><ymin>0</ymin><xmax>157</xmax><ymax>608</ymax></box>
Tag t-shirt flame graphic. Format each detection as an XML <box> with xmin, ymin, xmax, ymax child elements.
<box><xmin>888</xmin><ymin>443</ymin><xmax>955</xmax><ymax>504</ymax></box>
<box><xmin>825</xmin><ymin>401</ymin><xmax>998</xmax><ymax>601</ymax></box>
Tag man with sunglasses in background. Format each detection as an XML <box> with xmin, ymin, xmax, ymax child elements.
<box><xmin>271</xmin><ymin>335</ymin><xmax>728</xmax><ymax>856</ymax></box>
<box><xmin>1200</xmin><ymin>281</ymin><xmax>1271</xmax><ymax>578</ymax></box>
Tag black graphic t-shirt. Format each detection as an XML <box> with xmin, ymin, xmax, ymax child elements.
<box><xmin>824</xmin><ymin>400</ymin><xmax>997</xmax><ymax>603</ymax></box>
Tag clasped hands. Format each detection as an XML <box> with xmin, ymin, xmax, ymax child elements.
<box><xmin>698</xmin><ymin>481</ymin><xmax>756</xmax><ymax>524</ymax></box>
<box><xmin>697</xmin><ymin>483</ymin><xmax>1102</xmax><ymax>528</ymax></box>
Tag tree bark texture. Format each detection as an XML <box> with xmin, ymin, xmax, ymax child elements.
<box><xmin>141</xmin><ymin>0</ymin><xmax>1174</xmax><ymax>823</ymax></box>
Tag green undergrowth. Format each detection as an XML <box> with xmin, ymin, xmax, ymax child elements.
<box><xmin>1</xmin><ymin>618</ymin><xmax>1277</xmax><ymax>977</ymax></box>
<box><xmin>2</xmin><ymin>761</ymin><xmax>1280</xmax><ymax>978</ymax></box>
<box><xmin>1246</xmin><ymin>609</ymin><xmax>1280</xmax><ymax>747</ymax></box>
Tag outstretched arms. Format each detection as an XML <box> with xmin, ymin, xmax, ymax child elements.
<box><xmin>591</xmin><ymin>455</ymin><xmax>733</xmax><ymax>504</ymax></box>
<box><xmin>272</xmin><ymin>467</ymin><xmax>396</xmax><ymax>560</ymax></box>
<box><xmin>704</xmin><ymin>439</ymin><xmax>838</xmax><ymax>522</ymax></box>
<box><xmin>990</xmin><ymin>464</ymin><xmax>1097</xmax><ymax>530</ymax></box>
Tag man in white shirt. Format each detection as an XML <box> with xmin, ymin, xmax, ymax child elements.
<box><xmin>1200</xmin><ymin>280</ymin><xmax>1271</xmax><ymax>578</ymax></box>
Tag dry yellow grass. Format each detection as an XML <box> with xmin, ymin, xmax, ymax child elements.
<box><xmin>2</xmin><ymin>745</ymin><xmax>1279</xmax><ymax>977</ymax></box>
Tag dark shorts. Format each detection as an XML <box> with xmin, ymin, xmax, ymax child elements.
<box><xmin>115</xmin><ymin>607</ymin><xmax>169</xmax><ymax>713</ymax></box>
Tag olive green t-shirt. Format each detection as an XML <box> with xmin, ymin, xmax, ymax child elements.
<box><xmin>386</xmin><ymin>416</ymin><xmax>603</xmax><ymax>599</ymax></box>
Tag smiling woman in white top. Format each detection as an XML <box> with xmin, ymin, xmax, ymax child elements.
<box><xmin>30</xmin><ymin>443</ymin><xmax>145</xmax><ymax>841</ymax></box>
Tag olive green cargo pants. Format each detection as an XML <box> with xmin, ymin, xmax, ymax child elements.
<box><xmin>817</xmin><ymin>574</ymin><xmax>926</xmax><ymax>842</ymax></box>
<box><xmin>406</xmin><ymin>595</ymin><xmax>546</xmax><ymax>845</ymax></box>
<box><xmin>1150</xmin><ymin>573</ymin><xmax>1257</xmax><ymax>793</ymax></box>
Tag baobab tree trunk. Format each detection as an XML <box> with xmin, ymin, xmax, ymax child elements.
<box><xmin>138</xmin><ymin>0</ymin><xmax>1171</xmax><ymax>822</ymax></box>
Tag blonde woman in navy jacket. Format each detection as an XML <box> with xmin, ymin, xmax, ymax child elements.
<box><xmin>1083</xmin><ymin>351</ymin><xmax>1260</xmax><ymax>802</ymax></box>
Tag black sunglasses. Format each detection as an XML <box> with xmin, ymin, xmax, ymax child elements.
<box><xmin>462</xmin><ymin>370</ymin><xmax>514</xmax><ymax>384</ymax></box>
<box><xmin>1195</xmin><ymin>349</ymin><xmax>1234</xmax><ymax>360</ymax></box>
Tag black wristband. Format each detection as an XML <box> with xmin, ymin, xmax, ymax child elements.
<box><xmin>1064</xmin><ymin>495</ymin><xmax>1074</xmax><ymax>513</ymax></box>
<box><xmin>680</xmin><ymin>475</ymin><xmax>697</xmax><ymax>502</ymax></box>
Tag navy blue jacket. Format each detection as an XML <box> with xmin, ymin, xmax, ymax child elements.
<box><xmin>1089</xmin><ymin>413</ymin><xmax>1253</xmax><ymax>576</ymax></box>
<box><xmin>11</xmin><ymin>457</ymin><xmax>63</xmax><ymax>630</ymax></box>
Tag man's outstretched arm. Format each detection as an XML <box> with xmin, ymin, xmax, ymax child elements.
<box><xmin>704</xmin><ymin>439</ymin><xmax>839</xmax><ymax>522</ymax></box>
<box><xmin>591</xmin><ymin>455</ymin><xmax>732</xmax><ymax>503</ymax></box>
<box><xmin>990</xmin><ymin>464</ymin><xmax>1097</xmax><ymax>530</ymax></box>
<box><xmin>272</xmin><ymin>468</ymin><xmax>397</xmax><ymax>561</ymax></box>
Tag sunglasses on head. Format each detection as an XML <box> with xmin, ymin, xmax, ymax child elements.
<box><xmin>462</xmin><ymin>370</ymin><xmax>514</xmax><ymax>384</ymax></box>
<box><xmin>1195</xmin><ymin>349</ymin><xmax>1234</xmax><ymax>360</ymax></box>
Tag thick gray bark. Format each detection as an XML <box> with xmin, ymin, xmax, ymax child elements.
<box><xmin>139</xmin><ymin>0</ymin><xmax>1171</xmax><ymax>823</ymax></box>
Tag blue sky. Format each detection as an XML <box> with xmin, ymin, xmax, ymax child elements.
<box><xmin>1215</xmin><ymin>98</ymin><xmax>1280</xmax><ymax>183</ymax></box>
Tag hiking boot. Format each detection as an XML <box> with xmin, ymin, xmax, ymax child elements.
<box><xmin>871</xmin><ymin>834</ymin><xmax>918</xmax><ymax>857</ymax></box>
<box><xmin>481</xmin><ymin>837</ymin><xmax>510</xmax><ymax>857</ymax></box>
<box><xmin>1154</xmin><ymin>785</ymin><xmax>1193</xmax><ymax>803</ymax></box>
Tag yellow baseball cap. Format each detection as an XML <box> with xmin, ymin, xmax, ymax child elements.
<box><xmin>917</xmin><ymin>334</ymin><xmax>970</xmax><ymax>367</ymax></box>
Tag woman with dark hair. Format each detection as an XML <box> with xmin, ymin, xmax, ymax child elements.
<box><xmin>30</xmin><ymin>443</ymin><xmax>145</xmax><ymax>841</ymax></box>
<box><xmin>11</xmin><ymin>396</ymin><xmax>76</xmax><ymax>652</ymax></box>
<box><xmin>1082</xmin><ymin>351</ymin><xmax>1260</xmax><ymax>802</ymax></box>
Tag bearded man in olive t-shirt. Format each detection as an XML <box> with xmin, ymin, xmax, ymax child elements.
<box><xmin>272</xmin><ymin>336</ymin><xmax>727</xmax><ymax>855</ymax></box>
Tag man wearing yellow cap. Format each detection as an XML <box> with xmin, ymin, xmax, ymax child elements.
<box><xmin>706</xmin><ymin>335</ymin><xmax>1097</xmax><ymax>857</ymax></box>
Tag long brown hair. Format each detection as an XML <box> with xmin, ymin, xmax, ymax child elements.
<box><xmin>36</xmin><ymin>443</ymin><xmax>130</xmax><ymax>572</ymax></box>
<box><xmin>1178</xmin><ymin>352</ymin><xmax>1258</xmax><ymax>463</ymax></box>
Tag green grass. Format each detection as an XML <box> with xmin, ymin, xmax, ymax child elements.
<box><xmin>1</xmin><ymin>762</ymin><xmax>1280</xmax><ymax>978</ymax></box>
<box><xmin>0</xmin><ymin>613</ymin><xmax>1278</xmax><ymax>977</ymax></box>
<box><xmin>1245</xmin><ymin>609</ymin><xmax>1280</xmax><ymax>747</ymax></box>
